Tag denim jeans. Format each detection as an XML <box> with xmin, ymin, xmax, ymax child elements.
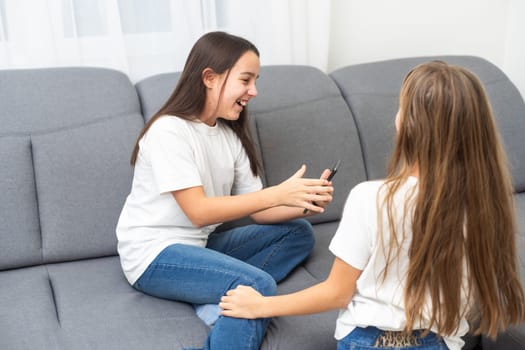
<box><xmin>133</xmin><ymin>219</ymin><xmax>315</xmax><ymax>350</ymax></box>
<box><xmin>337</xmin><ymin>326</ymin><xmax>448</xmax><ymax>350</ymax></box>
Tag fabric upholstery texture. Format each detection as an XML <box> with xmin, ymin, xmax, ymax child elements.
<box><xmin>0</xmin><ymin>136</ymin><xmax>41</xmax><ymax>270</ymax></box>
<box><xmin>1</xmin><ymin>56</ymin><xmax>523</xmax><ymax>349</ymax></box>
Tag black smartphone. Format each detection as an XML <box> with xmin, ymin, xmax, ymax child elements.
<box><xmin>303</xmin><ymin>160</ymin><xmax>341</xmax><ymax>214</ymax></box>
<box><xmin>326</xmin><ymin>160</ymin><xmax>341</xmax><ymax>181</ymax></box>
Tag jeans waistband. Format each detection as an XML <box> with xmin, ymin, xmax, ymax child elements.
<box><xmin>374</xmin><ymin>330</ymin><xmax>422</xmax><ymax>347</ymax></box>
<box><xmin>350</xmin><ymin>326</ymin><xmax>443</xmax><ymax>348</ymax></box>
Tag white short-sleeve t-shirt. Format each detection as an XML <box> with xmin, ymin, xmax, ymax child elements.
<box><xmin>116</xmin><ymin>116</ymin><xmax>262</xmax><ymax>285</ymax></box>
<box><xmin>329</xmin><ymin>178</ymin><xmax>469</xmax><ymax>350</ymax></box>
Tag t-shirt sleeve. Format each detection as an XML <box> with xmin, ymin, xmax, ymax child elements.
<box><xmin>329</xmin><ymin>182</ymin><xmax>376</xmax><ymax>270</ymax></box>
<box><xmin>144</xmin><ymin>119</ymin><xmax>202</xmax><ymax>194</ymax></box>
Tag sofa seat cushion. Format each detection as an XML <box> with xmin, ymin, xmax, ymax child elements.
<box><xmin>0</xmin><ymin>256</ymin><xmax>209</xmax><ymax>349</ymax></box>
<box><xmin>263</xmin><ymin>261</ymin><xmax>338</xmax><ymax>350</ymax></box>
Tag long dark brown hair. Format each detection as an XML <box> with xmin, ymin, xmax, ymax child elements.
<box><xmin>380</xmin><ymin>61</ymin><xmax>524</xmax><ymax>338</ymax></box>
<box><xmin>130</xmin><ymin>31</ymin><xmax>261</xmax><ymax>176</ymax></box>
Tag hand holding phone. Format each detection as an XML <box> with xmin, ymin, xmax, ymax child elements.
<box><xmin>325</xmin><ymin>159</ymin><xmax>340</xmax><ymax>182</ymax></box>
<box><xmin>303</xmin><ymin>160</ymin><xmax>340</xmax><ymax>214</ymax></box>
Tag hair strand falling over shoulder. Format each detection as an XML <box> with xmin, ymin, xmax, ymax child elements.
<box><xmin>381</xmin><ymin>60</ymin><xmax>524</xmax><ymax>338</ymax></box>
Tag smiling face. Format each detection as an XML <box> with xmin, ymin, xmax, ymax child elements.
<box><xmin>200</xmin><ymin>50</ymin><xmax>260</xmax><ymax>125</ymax></box>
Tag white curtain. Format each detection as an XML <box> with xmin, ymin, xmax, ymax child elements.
<box><xmin>0</xmin><ymin>0</ymin><xmax>331</xmax><ymax>82</ymax></box>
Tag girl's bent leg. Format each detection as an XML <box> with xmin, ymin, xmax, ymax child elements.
<box><xmin>134</xmin><ymin>244</ymin><xmax>276</xmax><ymax>304</ymax></box>
<box><xmin>207</xmin><ymin>219</ymin><xmax>315</xmax><ymax>282</ymax></box>
<box><xmin>133</xmin><ymin>244</ymin><xmax>276</xmax><ymax>350</ymax></box>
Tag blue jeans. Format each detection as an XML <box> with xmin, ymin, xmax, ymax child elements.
<box><xmin>338</xmin><ymin>326</ymin><xmax>448</xmax><ymax>350</ymax></box>
<box><xmin>133</xmin><ymin>219</ymin><xmax>315</xmax><ymax>350</ymax></box>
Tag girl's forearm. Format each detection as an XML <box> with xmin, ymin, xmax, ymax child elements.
<box><xmin>250</xmin><ymin>205</ymin><xmax>310</xmax><ymax>224</ymax></box>
<box><xmin>173</xmin><ymin>186</ymin><xmax>279</xmax><ymax>227</ymax></box>
<box><xmin>173</xmin><ymin>178</ymin><xmax>331</xmax><ymax>227</ymax></box>
<box><xmin>258</xmin><ymin>280</ymin><xmax>350</xmax><ymax>318</ymax></box>
<box><xmin>220</xmin><ymin>257</ymin><xmax>360</xmax><ymax>319</ymax></box>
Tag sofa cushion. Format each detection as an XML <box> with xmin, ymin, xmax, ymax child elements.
<box><xmin>0</xmin><ymin>257</ymin><xmax>209</xmax><ymax>349</ymax></box>
<box><xmin>135</xmin><ymin>72</ymin><xmax>181</xmax><ymax>122</ymax></box>
<box><xmin>32</xmin><ymin>114</ymin><xmax>143</xmax><ymax>263</ymax></box>
<box><xmin>0</xmin><ymin>266</ymin><xmax>61</xmax><ymax>349</ymax></box>
<box><xmin>0</xmin><ymin>67</ymin><xmax>144</xmax><ymax>264</ymax></box>
<box><xmin>0</xmin><ymin>136</ymin><xmax>42</xmax><ymax>270</ymax></box>
<box><xmin>0</xmin><ymin>67</ymin><xmax>141</xmax><ymax>133</ymax></box>
<box><xmin>330</xmin><ymin>55</ymin><xmax>525</xmax><ymax>192</ymax></box>
<box><xmin>49</xmin><ymin>257</ymin><xmax>209</xmax><ymax>349</ymax></box>
<box><xmin>262</xmin><ymin>265</ymin><xmax>338</xmax><ymax>350</ymax></box>
<box><xmin>251</xmin><ymin>65</ymin><xmax>367</xmax><ymax>224</ymax></box>
<box><xmin>302</xmin><ymin>220</ymin><xmax>338</xmax><ymax>280</ymax></box>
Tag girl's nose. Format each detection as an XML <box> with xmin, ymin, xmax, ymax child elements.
<box><xmin>248</xmin><ymin>86</ymin><xmax>257</xmax><ymax>97</ymax></box>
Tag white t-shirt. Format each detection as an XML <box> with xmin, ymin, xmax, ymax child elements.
<box><xmin>329</xmin><ymin>177</ymin><xmax>469</xmax><ymax>350</ymax></box>
<box><xmin>116</xmin><ymin>116</ymin><xmax>262</xmax><ymax>285</ymax></box>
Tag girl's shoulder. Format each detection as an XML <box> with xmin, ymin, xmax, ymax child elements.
<box><xmin>146</xmin><ymin>115</ymin><xmax>197</xmax><ymax>138</ymax></box>
<box><xmin>343</xmin><ymin>180</ymin><xmax>385</xmax><ymax>210</ymax></box>
<box><xmin>352</xmin><ymin>177</ymin><xmax>417</xmax><ymax>195</ymax></box>
<box><xmin>151</xmin><ymin>115</ymin><xmax>190</xmax><ymax>129</ymax></box>
<box><xmin>348</xmin><ymin>178</ymin><xmax>416</xmax><ymax>204</ymax></box>
<box><xmin>351</xmin><ymin>179</ymin><xmax>385</xmax><ymax>196</ymax></box>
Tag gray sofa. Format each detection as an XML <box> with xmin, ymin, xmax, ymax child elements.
<box><xmin>1</xmin><ymin>55</ymin><xmax>523</xmax><ymax>349</ymax></box>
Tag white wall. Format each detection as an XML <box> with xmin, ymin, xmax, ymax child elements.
<box><xmin>328</xmin><ymin>0</ymin><xmax>525</xmax><ymax>100</ymax></box>
<box><xmin>503</xmin><ymin>0</ymin><xmax>525</xmax><ymax>99</ymax></box>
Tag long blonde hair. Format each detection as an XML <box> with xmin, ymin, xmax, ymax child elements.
<box><xmin>381</xmin><ymin>61</ymin><xmax>524</xmax><ymax>338</ymax></box>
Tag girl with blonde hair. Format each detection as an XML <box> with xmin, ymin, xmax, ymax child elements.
<box><xmin>220</xmin><ymin>61</ymin><xmax>525</xmax><ymax>349</ymax></box>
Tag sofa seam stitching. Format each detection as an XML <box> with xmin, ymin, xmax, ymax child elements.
<box><xmin>0</xmin><ymin>111</ymin><xmax>140</xmax><ymax>138</ymax></box>
<box><xmin>330</xmin><ymin>81</ymin><xmax>369</xmax><ymax>180</ymax></box>
<box><xmin>46</xmin><ymin>266</ymin><xmax>61</xmax><ymax>326</ymax></box>
<box><xmin>29</xmin><ymin>135</ymin><xmax>45</xmax><ymax>265</ymax></box>
<box><xmin>251</xmin><ymin>93</ymin><xmax>343</xmax><ymax>115</ymax></box>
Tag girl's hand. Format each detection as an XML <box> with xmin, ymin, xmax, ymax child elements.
<box><xmin>311</xmin><ymin>167</ymin><xmax>334</xmax><ymax>212</ymax></box>
<box><xmin>219</xmin><ymin>285</ymin><xmax>264</xmax><ymax>319</ymax></box>
<box><xmin>275</xmin><ymin>165</ymin><xmax>333</xmax><ymax>213</ymax></box>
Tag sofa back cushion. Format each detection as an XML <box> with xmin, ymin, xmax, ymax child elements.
<box><xmin>250</xmin><ymin>65</ymin><xmax>366</xmax><ymax>223</ymax></box>
<box><xmin>135</xmin><ymin>72</ymin><xmax>181</xmax><ymax>122</ymax></box>
<box><xmin>0</xmin><ymin>67</ymin><xmax>143</xmax><ymax>269</ymax></box>
<box><xmin>0</xmin><ymin>136</ymin><xmax>41</xmax><ymax>269</ymax></box>
<box><xmin>330</xmin><ymin>55</ymin><xmax>525</xmax><ymax>192</ymax></box>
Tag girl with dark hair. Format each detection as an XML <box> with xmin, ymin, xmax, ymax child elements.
<box><xmin>220</xmin><ymin>61</ymin><xmax>525</xmax><ymax>349</ymax></box>
<box><xmin>116</xmin><ymin>31</ymin><xmax>333</xmax><ymax>350</ymax></box>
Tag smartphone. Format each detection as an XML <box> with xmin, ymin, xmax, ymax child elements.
<box><xmin>326</xmin><ymin>159</ymin><xmax>340</xmax><ymax>181</ymax></box>
<box><xmin>303</xmin><ymin>160</ymin><xmax>341</xmax><ymax>214</ymax></box>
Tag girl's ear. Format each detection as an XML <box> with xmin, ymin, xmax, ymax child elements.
<box><xmin>202</xmin><ymin>68</ymin><xmax>217</xmax><ymax>89</ymax></box>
